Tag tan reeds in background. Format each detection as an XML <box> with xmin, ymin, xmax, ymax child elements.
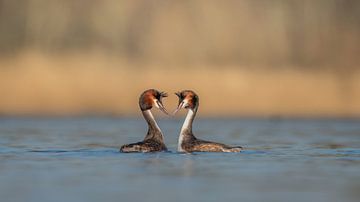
<box><xmin>0</xmin><ymin>0</ymin><xmax>359</xmax><ymax>117</ymax></box>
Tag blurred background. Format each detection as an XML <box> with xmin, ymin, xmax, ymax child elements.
<box><xmin>0</xmin><ymin>0</ymin><xmax>359</xmax><ymax>117</ymax></box>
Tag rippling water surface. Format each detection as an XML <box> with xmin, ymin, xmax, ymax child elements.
<box><xmin>0</xmin><ymin>117</ymin><xmax>359</xmax><ymax>202</ymax></box>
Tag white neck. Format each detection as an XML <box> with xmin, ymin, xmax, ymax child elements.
<box><xmin>142</xmin><ymin>110</ymin><xmax>164</xmax><ymax>140</ymax></box>
<box><xmin>181</xmin><ymin>109</ymin><xmax>194</xmax><ymax>132</ymax></box>
<box><xmin>178</xmin><ymin>109</ymin><xmax>194</xmax><ymax>151</ymax></box>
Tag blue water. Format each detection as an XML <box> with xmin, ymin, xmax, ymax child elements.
<box><xmin>0</xmin><ymin>117</ymin><xmax>359</xmax><ymax>202</ymax></box>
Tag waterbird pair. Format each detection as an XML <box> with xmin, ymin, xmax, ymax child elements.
<box><xmin>120</xmin><ymin>89</ymin><xmax>243</xmax><ymax>153</ymax></box>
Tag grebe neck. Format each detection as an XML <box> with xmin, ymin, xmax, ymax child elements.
<box><xmin>142</xmin><ymin>110</ymin><xmax>164</xmax><ymax>142</ymax></box>
<box><xmin>178</xmin><ymin>108</ymin><xmax>197</xmax><ymax>151</ymax></box>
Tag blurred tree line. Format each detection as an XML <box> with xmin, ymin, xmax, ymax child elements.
<box><xmin>0</xmin><ymin>0</ymin><xmax>359</xmax><ymax>69</ymax></box>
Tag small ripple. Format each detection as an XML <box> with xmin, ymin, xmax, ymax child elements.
<box><xmin>336</xmin><ymin>149</ymin><xmax>360</xmax><ymax>155</ymax></box>
<box><xmin>311</xmin><ymin>143</ymin><xmax>348</xmax><ymax>149</ymax></box>
<box><xmin>241</xmin><ymin>150</ymin><xmax>268</xmax><ymax>155</ymax></box>
<box><xmin>27</xmin><ymin>148</ymin><xmax>120</xmax><ymax>156</ymax></box>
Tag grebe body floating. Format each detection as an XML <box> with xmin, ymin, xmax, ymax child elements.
<box><xmin>174</xmin><ymin>90</ymin><xmax>243</xmax><ymax>153</ymax></box>
<box><xmin>120</xmin><ymin>89</ymin><xmax>168</xmax><ymax>153</ymax></box>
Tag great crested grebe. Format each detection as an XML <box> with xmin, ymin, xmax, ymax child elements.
<box><xmin>120</xmin><ymin>89</ymin><xmax>169</xmax><ymax>153</ymax></box>
<box><xmin>174</xmin><ymin>90</ymin><xmax>243</xmax><ymax>153</ymax></box>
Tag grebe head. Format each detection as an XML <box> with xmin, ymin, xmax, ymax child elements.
<box><xmin>173</xmin><ymin>90</ymin><xmax>199</xmax><ymax>114</ymax></box>
<box><xmin>139</xmin><ymin>89</ymin><xmax>169</xmax><ymax>115</ymax></box>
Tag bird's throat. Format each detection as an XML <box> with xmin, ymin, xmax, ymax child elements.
<box><xmin>178</xmin><ymin>109</ymin><xmax>196</xmax><ymax>151</ymax></box>
<box><xmin>142</xmin><ymin>110</ymin><xmax>164</xmax><ymax>142</ymax></box>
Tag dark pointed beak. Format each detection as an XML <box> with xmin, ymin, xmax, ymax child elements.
<box><xmin>172</xmin><ymin>101</ymin><xmax>184</xmax><ymax>115</ymax></box>
<box><xmin>156</xmin><ymin>100</ymin><xmax>169</xmax><ymax>115</ymax></box>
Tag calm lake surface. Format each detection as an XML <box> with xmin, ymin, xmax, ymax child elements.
<box><xmin>0</xmin><ymin>117</ymin><xmax>359</xmax><ymax>202</ymax></box>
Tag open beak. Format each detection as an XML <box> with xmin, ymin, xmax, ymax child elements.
<box><xmin>156</xmin><ymin>100</ymin><xmax>169</xmax><ymax>115</ymax></box>
<box><xmin>172</xmin><ymin>101</ymin><xmax>184</xmax><ymax>115</ymax></box>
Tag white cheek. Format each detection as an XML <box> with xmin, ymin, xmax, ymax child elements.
<box><xmin>182</xmin><ymin>99</ymin><xmax>189</xmax><ymax>108</ymax></box>
<box><xmin>153</xmin><ymin>99</ymin><xmax>159</xmax><ymax>108</ymax></box>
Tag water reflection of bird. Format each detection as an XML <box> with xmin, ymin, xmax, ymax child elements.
<box><xmin>120</xmin><ymin>89</ymin><xmax>169</xmax><ymax>153</ymax></box>
<box><xmin>174</xmin><ymin>90</ymin><xmax>243</xmax><ymax>153</ymax></box>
